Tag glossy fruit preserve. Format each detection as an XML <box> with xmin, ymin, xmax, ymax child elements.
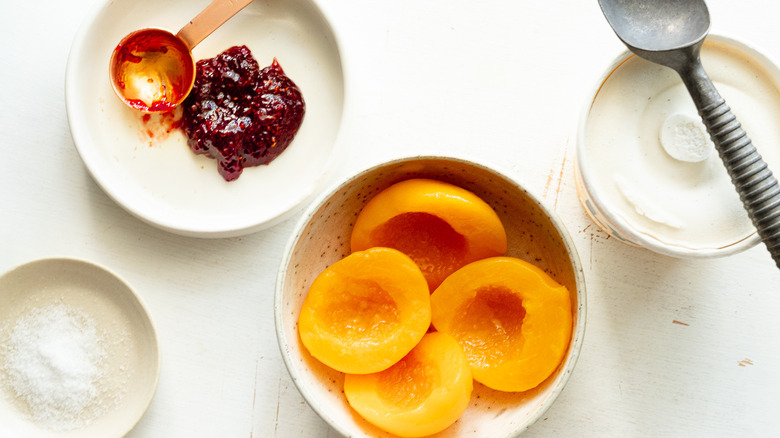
<box><xmin>181</xmin><ymin>46</ymin><xmax>305</xmax><ymax>181</ymax></box>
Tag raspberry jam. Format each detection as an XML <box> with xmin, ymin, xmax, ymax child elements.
<box><xmin>180</xmin><ymin>46</ymin><xmax>305</xmax><ymax>181</ymax></box>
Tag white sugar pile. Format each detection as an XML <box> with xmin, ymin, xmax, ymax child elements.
<box><xmin>1</xmin><ymin>304</ymin><xmax>109</xmax><ymax>431</ymax></box>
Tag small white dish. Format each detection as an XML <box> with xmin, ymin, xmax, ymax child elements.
<box><xmin>576</xmin><ymin>34</ymin><xmax>780</xmax><ymax>258</ymax></box>
<box><xmin>275</xmin><ymin>156</ymin><xmax>587</xmax><ymax>437</ymax></box>
<box><xmin>0</xmin><ymin>258</ymin><xmax>160</xmax><ymax>438</ymax></box>
<box><xmin>66</xmin><ymin>0</ymin><xmax>346</xmax><ymax>237</ymax></box>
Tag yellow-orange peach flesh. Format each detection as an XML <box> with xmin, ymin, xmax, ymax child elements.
<box><xmin>298</xmin><ymin>247</ymin><xmax>431</xmax><ymax>374</ymax></box>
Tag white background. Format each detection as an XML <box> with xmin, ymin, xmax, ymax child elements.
<box><xmin>2</xmin><ymin>0</ymin><xmax>779</xmax><ymax>436</ymax></box>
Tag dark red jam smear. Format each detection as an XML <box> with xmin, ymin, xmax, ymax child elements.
<box><xmin>181</xmin><ymin>46</ymin><xmax>305</xmax><ymax>181</ymax></box>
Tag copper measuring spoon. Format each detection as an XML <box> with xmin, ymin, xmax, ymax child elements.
<box><xmin>109</xmin><ymin>0</ymin><xmax>254</xmax><ymax>113</ymax></box>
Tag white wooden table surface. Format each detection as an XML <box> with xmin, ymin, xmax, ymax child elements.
<box><xmin>2</xmin><ymin>0</ymin><xmax>779</xmax><ymax>436</ymax></box>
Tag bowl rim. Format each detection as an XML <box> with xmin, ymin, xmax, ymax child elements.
<box><xmin>64</xmin><ymin>0</ymin><xmax>351</xmax><ymax>238</ymax></box>
<box><xmin>574</xmin><ymin>33</ymin><xmax>775</xmax><ymax>258</ymax></box>
<box><xmin>274</xmin><ymin>154</ymin><xmax>587</xmax><ymax>437</ymax></box>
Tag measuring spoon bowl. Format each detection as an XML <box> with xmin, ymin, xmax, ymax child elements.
<box><xmin>108</xmin><ymin>0</ymin><xmax>253</xmax><ymax>113</ymax></box>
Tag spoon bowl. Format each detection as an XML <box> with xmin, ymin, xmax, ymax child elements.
<box><xmin>598</xmin><ymin>0</ymin><xmax>780</xmax><ymax>269</ymax></box>
<box><xmin>109</xmin><ymin>28</ymin><xmax>195</xmax><ymax>112</ymax></box>
<box><xmin>109</xmin><ymin>0</ymin><xmax>253</xmax><ymax>113</ymax></box>
<box><xmin>599</xmin><ymin>0</ymin><xmax>709</xmax><ymax>54</ymax></box>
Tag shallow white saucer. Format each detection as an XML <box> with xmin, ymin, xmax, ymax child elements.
<box><xmin>0</xmin><ymin>258</ymin><xmax>159</xmax><ymax>438</ymax></box>
<box><xmin>66</xmin><ymin>0</ymin><xmax>346</xmax><ymax>237</ymax></box>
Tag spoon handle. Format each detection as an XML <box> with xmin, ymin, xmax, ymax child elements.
<box><xmin>176</xmin><ymin>0</ymin><xmax>255</xmax><ymax>50</ymax></box>
<box><xmin>681</xmin><ymin>61</ymin><xmax>780</xmax><ymax>269</ymax></box>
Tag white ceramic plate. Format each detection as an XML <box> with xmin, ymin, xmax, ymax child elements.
<box><xmin>275</xmin><ymin>156</ymin><xmax>587</xmax><ymax>437</ymax></box>
<box><xmin>0</xmin><ymin>258</ymin><xmax>159</xmax><ymax>438</ymax></box>
<box><xmin>66</xmin><ymin>0</ymin><xmax>346</xmax><ymax>237</ymax></box>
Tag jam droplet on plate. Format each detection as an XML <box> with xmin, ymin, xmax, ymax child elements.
<box><xmin>180</xmin><ymin>45</ymin><xmax>305</xmax><ymax>181</ymax></box>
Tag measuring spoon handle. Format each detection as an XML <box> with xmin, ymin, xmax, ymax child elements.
<box><xmin>681</xmin><ymin>60</ymin><xmax>780</xmax><ymax>269</ymax></box>
<box><xmin>176</xmin><ymin>0</ymin><xmax>255</xmax><ymax>50</ymax></box>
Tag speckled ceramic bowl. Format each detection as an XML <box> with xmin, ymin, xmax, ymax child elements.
<box><xmin>275</xmin><ymin>156</ymin><xmax>586</xmax><ymax>437</ymax></box>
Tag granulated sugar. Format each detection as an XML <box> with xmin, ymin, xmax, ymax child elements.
<box><xmin>1</xmin><ymin>303</ymin><xmax>109</xmax><ymax>431</ymax></box>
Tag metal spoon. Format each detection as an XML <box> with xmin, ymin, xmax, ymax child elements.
<box><xmin>598</xmin><ymin>0</ymin><xmax>780</xmax><ymax>269</ymax></box>
<box><xmin>109</xmin><ymin>0</ymin><xmax>254</xmax><ymax>113</ymax></box>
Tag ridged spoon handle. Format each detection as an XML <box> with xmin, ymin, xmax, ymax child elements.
<box><xmin>681</xmin><ymin>60</ymin><xmax>780</xmax><ymax>268</ymax></box>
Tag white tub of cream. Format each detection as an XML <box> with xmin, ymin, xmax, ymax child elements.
<box><xmin>576</xmin><ymin>35</ymin><xmax>780</xmax><ymax>258</ymax></box>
